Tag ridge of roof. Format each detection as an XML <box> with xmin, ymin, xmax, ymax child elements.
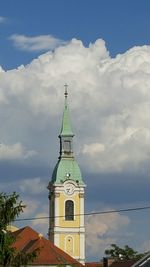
<box><xmin>13</xmin><ymin>226</ymin><xmax>38</xmax><ymax>237</ymax></box>
<box><xmin>13</xmin><ymin>226</ymin><xmax>82</xmax><ymax>266</ymax></box>
<box><xmin>12</xmin><ymin>226</ymin><xmax>27</xmax><ymax>236</ymax></box>
<box><xmin>13</xmin><ymin>226</ymin><xmax>39</xmax><ymax>251</ymax></box>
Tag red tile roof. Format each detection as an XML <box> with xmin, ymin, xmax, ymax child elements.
<box><xmin>85</xmin><ymin>262</ymin><xmax>103</xmax><ymax>267</ymax></box>
<box><xmin>13</xmin><ymin>226</ymin><xmax>82</xmax><ymax>266</ymax></box>
<box><xmin>110</xmin><ymin>260</ymin><xmax>136</xmax><ymax>267</ymax></box>
<box><xmin>85</xmin><ymin>259</ymin><xmax>136</xmax><ymax>267</ymax></box>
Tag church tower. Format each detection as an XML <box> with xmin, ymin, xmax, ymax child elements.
<box><xmin>48</xmin><ymin>85</ymin><xmax>86</xmax><ymax>264</ymax></box>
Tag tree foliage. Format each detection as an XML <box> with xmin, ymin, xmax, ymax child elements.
<box><xmin>12</xmin><ymin>250</ymin><xmax>38</xmax><ymax>267</ymax></box>
<box><xmin>105</xmin><ymin>243</ymin><xmax>145</xmax><ymax>261</ymax></box>
<box><xmin>0</xmin><ymin>192</ymin><xmax>39</xmax><ymax>267</ymax></box>
<box><xmin>0</xmin><ymin>192</ymin><xmax>25</xmax><ymax>231</ymax></box>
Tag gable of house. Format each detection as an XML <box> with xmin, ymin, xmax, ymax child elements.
<box><xmin>13</xmin><ymin>226</ymin><xmax>82</xmax><ymax>266</ymax></box>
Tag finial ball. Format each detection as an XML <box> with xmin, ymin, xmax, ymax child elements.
<box><xmin>39</xmin><ymin>233</ymin><xmax>43</xmax><ymax>239</ymax></box>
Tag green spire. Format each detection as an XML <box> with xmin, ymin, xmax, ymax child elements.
<box><xmin>60</xmin><ymin>84</ymin><xmax>74</xmax><ymax>137</ymax></box>
<box><xmin>50</xmin><ymin>85</ymin><xmax>84</xmax><ymax>185</ymax></box>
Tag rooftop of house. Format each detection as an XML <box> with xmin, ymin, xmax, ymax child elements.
<box><xmin>85</xmin><ymin>262</ymin><xmax>103</xmax><ymax>267</ymax></box>
<box><xmin>13</xmin><ymin>226</ymin><xmax>82</xmax><ymax>266</ymax></box>
<box><xmin>110</xmin><ymin>260</ymin><xmax>136</xmax><ymax>267</ymax></box>
<box><xmin>12</xmin><ymin>226</ymin><xmax>148</xmax><ymax>267</ymax></box>
<box><xmin>85</xmin><ymin>259</ymin><xmax>136</xmax><ymax>267</ymax></box>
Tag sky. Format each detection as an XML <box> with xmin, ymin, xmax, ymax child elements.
<box><xmin>1</xmin><ymin>0</ymin><xmax>150</xmax><ymax>261</ymax></box>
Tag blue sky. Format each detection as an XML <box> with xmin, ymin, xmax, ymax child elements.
<box><xmin>1</xmin><ymin>0</ymin><xmax>150</xmax><ymax>262</ymax></box>
<box><xmin>1</xmin><ymin>0</ymin><xmax>150</xmax><ymax>69</ymax></box>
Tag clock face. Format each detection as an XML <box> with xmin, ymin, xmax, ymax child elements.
<box><xmin>64</xmin><ymin>183</ymin><xmax>75</xmax><ymax>195</ymax></box>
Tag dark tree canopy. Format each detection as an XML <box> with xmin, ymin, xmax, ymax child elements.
<box><xmin>105</xmin><ymin>244</ymin><xmax>145</xmax><ymax>261</ymax></box>
<box><xmin>0</xmin><ymin>192</ymin><xmax>25</xmax><ymax>230</ymax></box>
<box><xmin>0</xmin><ymin>192</ymin><xmax>38</xmax><ymax>267</ymax></box>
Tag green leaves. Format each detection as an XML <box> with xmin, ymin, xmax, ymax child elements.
<box><xmin>12</xmin><ymin>250</ymin><xmax>39</xmax><ymax>267</ymax></box>
<box><xmin>105</xmin><ymin>243</ymin><xmax>145</xmax><ymax>261</ymax></box>
<box><xmin>0</xmin><ymin>232</ymin><xmax>15</xmax><ymax>267</ymax></box>
<box><xmin>0</xmin><ymin>192</ymin><xmax>25</xmax><ymax>231</ymax></box>
<box><xmin>0</xmin><ymin>192</ymin><xmax>38</xmax><ymax>267</ymax></box>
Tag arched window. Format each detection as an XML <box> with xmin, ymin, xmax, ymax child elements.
<box><xmin>66</xmin><ymin>236</ymin><xmax>73</xmax><ymax>254</ymax></box>
<box><xmin>65</xmin><ymin>200</ymin><xmax>74</xmax><ymax>221</ymax></box>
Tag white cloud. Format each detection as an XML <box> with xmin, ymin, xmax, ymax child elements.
<box><xmin>15</xmin><ymin>194</ymin><xmax>49</xmax><ymax>237</ymax></box>
<box><xmin>31</xmin><ymin>211</ymin><xmax>48</xmax><ymax>237</ymax></box>
<box><xmin>80</xmin><ymin>125</ymin><xmax>150</xmax><ymax>173</ymax></box>
<box><xmin>0</xmin><ymin>39</ymin><xmax>150</xmax><ymax>176</ymax></box>
<box><xmin>141</xmin><ymin>240</ymin><xmax>150</xmax><ymax>252</ymax></box>
<box><xmin>9</xmin><ymin>34</ymin><xmax>67</xmax><ymax>52</ymax></box>
<box><xmin>19</xmin><ymin>177</ymin><xmax>46</xmax><ymax>194</ymax></box>
<box><xmin>0</xmin><ymin>142</ymin><xmax>37</xmax><ymax>160</ymax></box>
<box><xmin>82</xmin><ymin>143</ymin><xmax>105</xmax><ymax>156</ymax></box>
<box><xmin>0</xmin><ymin>16</ymin><xmax>7</xmax><ymax>23</ymax></box>
<box><xmin>23</xmin><ymin>199</ymin><xmax>39</xmax><ymax>216</ymax></box>
<box><xmin>1</xmin><ymin>39</ymin><xmax>149</xmax><ymax>260</ymax></box>
<box><xmin>85</xmin><ymin>211</ymin><xmax>130</xmax><ymax>257</ymax></box>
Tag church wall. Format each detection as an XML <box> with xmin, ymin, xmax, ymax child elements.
<box><xmin>59</xmin><ymin>233</ymin><xmax>80</xmax><ymax>258</ymax></box>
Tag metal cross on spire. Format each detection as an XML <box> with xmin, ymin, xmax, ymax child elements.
<box><xmin>64</xmin><ymin>83</ymin><xmax>68</xmax><ymax>98</ymax></box>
